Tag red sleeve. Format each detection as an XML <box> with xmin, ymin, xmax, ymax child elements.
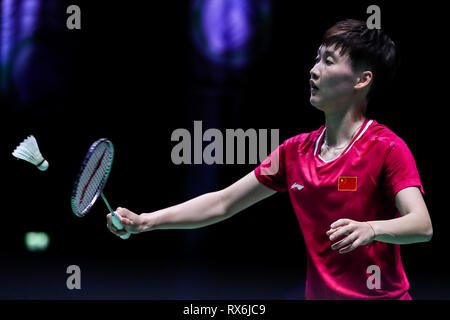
<box><xmin>382</xmin><ymin>140</ymin><xmax>424</xmax><ymax>200</ymax></box>
<box><xmin>254</xmin><ymin>140</ymin><xmax>288</xmax><ymax>193</ymax></box>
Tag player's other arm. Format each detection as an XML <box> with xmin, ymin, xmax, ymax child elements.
<box><xmin>328</xmin><ymin>187</ymin><xmax>433</xmax><ymax>253</ymax></box>
<box><xmin>369</xmin><ymin>186</ymin><xmax>433</xmax><ymax>244</ymax></box>
<box><xmin>106</xmin><ymin>172</ymin><xmax>276</xmax><ymax>236</ymax></box>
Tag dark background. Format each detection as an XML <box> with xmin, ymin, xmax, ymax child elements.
<box><xmin>0</xmin><ymin>0</ymin><xmax>448</xmax><ymax>299</ymax></box>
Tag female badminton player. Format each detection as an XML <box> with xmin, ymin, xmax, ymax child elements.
<box><xmin>107</xmin><ymin>20</ymin><xmax>432</xmax><ymax>300</ymax></box>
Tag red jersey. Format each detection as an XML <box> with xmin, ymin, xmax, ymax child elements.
<box><xmin>254</xmin><ymin>119</ymin><xmax>424</xmax><ymax>300</ymax></box>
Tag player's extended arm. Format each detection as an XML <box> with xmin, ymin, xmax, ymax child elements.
<box><xmin>106</xmin><ymin>172</ymin><xmax>276</xmax><ymax>236</ymax></box>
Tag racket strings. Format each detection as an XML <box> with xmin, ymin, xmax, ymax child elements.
<box><xmin>74</xmin><ymin>142</ymin><xmax>113</xmax><ymax>215</ymax></box>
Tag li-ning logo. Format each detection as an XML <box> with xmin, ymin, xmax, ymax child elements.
<box><xmin>291</xmin><ymin>183</ymin><xmax>304</xmax><ymax>191</ymax></box>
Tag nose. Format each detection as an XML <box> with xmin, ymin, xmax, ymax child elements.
<box><xmin>310</xmin><ymin>64</ymin><xmax>319</xmax><ymax>80</ymax></box>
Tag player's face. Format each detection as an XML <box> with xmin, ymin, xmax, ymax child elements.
<box><xmin>309</xmin><ymin>45</ymin><xmax>359</xmax><ymax>111</ymax></box>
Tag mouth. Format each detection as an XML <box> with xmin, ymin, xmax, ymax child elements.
<box><xmin>310</xmin><ymin>81</ymin><xmax>319</xmax><ymax>92</ymax></box>
<box><xmin>309</xmin><ymin>81</ymin><xmax>319</xmax><ymax>93</ymax></box>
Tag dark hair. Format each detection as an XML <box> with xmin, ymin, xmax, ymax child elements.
<box><xmin>322</xmin><ymin>19</ymin><xmax>400</xmax><ymax>102</ymax></box>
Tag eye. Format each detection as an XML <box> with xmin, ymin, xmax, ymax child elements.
<box><xmin>326</xmin><ymin>59</ymin><xmax>334</xmax><ymax>65</ymax></box>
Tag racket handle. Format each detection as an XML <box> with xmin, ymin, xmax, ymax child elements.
<box><xmin>111</xmin><ymin>212</ymin><xmax>131</xmax><ymax>240</ymax></box>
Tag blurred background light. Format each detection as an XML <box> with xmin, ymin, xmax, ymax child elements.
<box><xmin>0</xmin><ymin>0</ymin><xmax>70</xmax><ymax>104</ymax></box>
<box><xmin>190</xmin><ymin>0</ymin><xmax>271</xmax><ymax>68</ymax></box>
<box><xmin>25</xmin><ymin>231</ymin><xmax>50</xmax><ymax>252</ymax></box>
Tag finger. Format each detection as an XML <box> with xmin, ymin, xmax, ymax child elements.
<box><xmin>115</xmin><ymin>229</ymin><xmax>129</xmax><ymax>237</ymax></box>
<box><xmin>330</xmin><ymin>219</ymin><xmax>351</xmax><ymax>229</ymax></box>
<box><xmin>106</xmin><ymin>214</ymin><xmax>118</xmax><ymax>230</ymax></box>
<box><xmin>107</xmin><ymin>223</ymin><xmax>128</xmax><ymax>237</ymax></box>
<box><xmin>106</xmin><ymin>222</ymin><xmax>121</xmax><ymax>235</ymax></box>
<box><xmin>339</xmin><ymin>239</ymin><xmax>362</xmax><ymax>254</ymax></box>
<box><xmin>110</xmin><ymin>219</ymin><xmax>129</xmax><ymax>235</ymax></box>
<box><xmin>106</xmin><ymin>213</ymin><xmax>126</xmax><ymax>235</ymax></box>
<box><xmin>326</xmin><ymin>227</ymin><xmax>341</xmax><ymax>236</ymax></box>
<box><xmin>329</xmin><ymin>225</ymin><xmax>353</xmax><ymax>241</ymax></box>
<box><xmin>120</xmin><ymin>217</ymin><xmax>134</xmax><ymax>225</ymax></box>
<box><xmin>106</xmin><ymin>213</ymin><xmax>116</xmax><ymax>230</ymax></box>
<box><xmin>115</xmin><ymin>207</ymin><xmax>127</xmax><ymax>217</ymax></box>
<box><xmin>331</xmin><ymin>234</ymin><xmax>357</xmax><ymax>250</ymax></box>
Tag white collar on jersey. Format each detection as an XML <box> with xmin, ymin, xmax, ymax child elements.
<box><xmin>314</xmin><ymin>119</ymin><xmax>374</xmax><ymax>156</ymax></box>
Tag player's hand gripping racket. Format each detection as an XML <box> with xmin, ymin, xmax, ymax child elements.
<box><xmin>71</xmin><ymin>138</ymin><xmax>130</xmax><ymax>239</ymax></box>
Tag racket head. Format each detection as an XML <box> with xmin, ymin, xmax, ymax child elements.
<box><xmin>71</xmin><ymin>138</ymin><xmax>114</xmax><ymax>217</ymax></box>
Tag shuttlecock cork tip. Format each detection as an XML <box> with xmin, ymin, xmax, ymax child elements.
<box><xmin>37</xmin><ymin>159</ymin><xmax>49</xmax><ymax>171</ymax></box>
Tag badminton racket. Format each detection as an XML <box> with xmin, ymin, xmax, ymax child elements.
<box><xmin>71</xmin><ymin>138</ymin><xmax>130</xmax><ymax>239</ymax></box>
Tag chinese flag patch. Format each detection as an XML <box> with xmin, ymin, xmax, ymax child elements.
<box><xmin>338</xmin><ymin>176</ymin><xmax>357</xmax><ymax>191</ymax></box>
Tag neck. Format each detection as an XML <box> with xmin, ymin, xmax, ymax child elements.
<box><xmin>324</xmin><ymin>101</ymin><xmax>367</xmax><ymax>147</ymax></box>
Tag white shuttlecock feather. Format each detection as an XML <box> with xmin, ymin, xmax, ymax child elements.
<box><xmin>12</xmin><ymin>135</ymin><xmax>49</xmax><ymax>171</ymax></box>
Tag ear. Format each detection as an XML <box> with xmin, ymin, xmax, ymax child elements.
<box><xmin>354</xmin><ymin>71</ymin><xmax>373</xmax><ymax>90</ymax></box>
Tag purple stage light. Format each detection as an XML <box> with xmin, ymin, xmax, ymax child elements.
<box><xmin>202</xmin><ymin>0</ymin><xmax>252</xmax><ymax>54</ymax></box>
<box><xmin>191</xmin><ymin>0</ymin><xmax>271</xmax><ymax>68</ymax></box>
<box><xmin>0</xmin><ymin>0</ymin><xmax>68</xmax><ymax>103</ymax></box>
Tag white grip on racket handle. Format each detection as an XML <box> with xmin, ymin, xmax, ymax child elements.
<box><xmin>112</xmin><ymin>212</ymin><xmax>130</xmax><ymax>239</ymax></box>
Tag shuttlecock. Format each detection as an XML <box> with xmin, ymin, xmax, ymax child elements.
<box><xmin>12</xmin><ymin>135</ymin><xmax>49</xmax><ymax>171</ymax></box>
